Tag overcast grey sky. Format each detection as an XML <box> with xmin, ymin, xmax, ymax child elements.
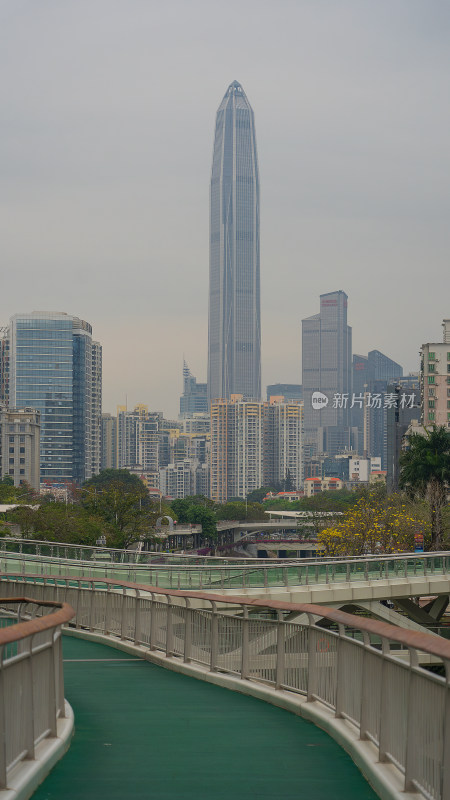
<box><xmin>1</xmin><ymin>0</ymin><xmax>449</xmax><ymax>417</ymax></box>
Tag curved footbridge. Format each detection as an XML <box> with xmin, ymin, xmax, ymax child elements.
<box><xmin>1</xmin><ymin>570</ymin><xmax>450</xmax><ymax>800</ymax></box>
<box><xmin>2</xmin><ymin>543</ymin><xmax>449</xmax><ymax>630</ymax></box>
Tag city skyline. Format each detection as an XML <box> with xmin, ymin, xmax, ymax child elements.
<box><xmin>2</xmin><ymin>2</ymin><xmax>449</xmax><ymax>417</ymax></box>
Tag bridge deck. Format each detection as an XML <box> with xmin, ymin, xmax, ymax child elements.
<box><xmin>32</xmin><ymin>636</ymin><xmax>376</xmax><ymax>800</ymax></box>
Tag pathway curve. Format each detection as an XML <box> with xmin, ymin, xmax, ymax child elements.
<box><xmin>32</xmin><ymin>636</ymin><xmax>377</xmax><ymax>800</ymax></box>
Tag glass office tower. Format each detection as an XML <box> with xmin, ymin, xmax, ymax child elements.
<box><xmin>208</xmin><ymin>81</ymin><xmax>261</xmax><ymax>402</ymax></box>
<box><xmin>302</xmin><ymin>291</ymin><xmax>352</xmax><ymax>456</ymax></box>
<box><xmin>9</xmin><ymin>312</ymin><xmax>102</xmax><ymax>485</ymax></box>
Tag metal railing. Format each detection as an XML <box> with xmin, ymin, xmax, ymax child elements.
<box><xmin>1</xmin><ymin>573</ymin><xmax>449</xmax><ymax>799</ymax></box>
<box><xmin>0</xmin><ymin>594</ymin><xmax>74</xmax><ymax>790</ymax></box>
<box><xmin>1</xmin><ymin>539</ymin><xmax>449</xmax><ymax>591</ymax></box>
<box><xmin>0</xmin><ymin>536</ymin><xmax>276</xmax><ymax>565</ymax></box>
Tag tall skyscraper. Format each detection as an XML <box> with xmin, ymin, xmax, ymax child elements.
<box><xmin>302</xmin><ymin>291</ymin><xmax>352</xmax><ymax>457</ymax></box>
<box><xmin>208</xmin><ymin>81</ymin><xmax>261</xmax><ymax>403</ymax></box>
<box><xmin>8</xmin><ymin>312</ymin><xmax>102</xmax><ymax>485</ymax></box>
<box><xmin>179</xmin><ymin>361</ymin><xmax>208</xmax><ymax>417</ymax></box>
<box><xmin>352</xmin><ymin>350</ymin><xmax>403</xmax><ymax>466</ymax></box>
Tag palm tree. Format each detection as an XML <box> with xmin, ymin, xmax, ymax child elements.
<box><xmin>399</xmin><ymin>426</ymin><xmax>450</xmax><ymax>549</ymax></box>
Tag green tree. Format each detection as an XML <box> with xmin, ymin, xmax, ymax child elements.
<box><xmin>82</xmin><ymin>469</ymin><xmax>156</xmax><ymax>548</ymax></box>
<box><xmin>215</xmin><ymin>501</ymin><xmax>265</xmax><ymax>521</ymax></box>
<box><xmin>399</xmin><ymin>426</ymin><xmax>450</xmax><ymax>549</ymax></box>
<box><xmin>10</xmin><ymin>502</ymin><xmax>107</xmax><ymax>546</ymax></box>
<box><xmin>186</xmin><ymin>505</ymin><xmax>217</xmax><ymax>539</ymax></box>
<box><xmin>246</xmin><ymin>487</ymin><xmax>277</xmax><ymax>503</ymax></box>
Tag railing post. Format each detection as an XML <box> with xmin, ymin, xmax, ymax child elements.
<box><xmin>210</xmin><ymin>601</ymin><xmax>218</xmax><ymax>672</ymax></box>
<box><xmin>150</xmin><ymin>592</ymin><xmax>157</xmax><ymax>650</ymax></box>
<box><xmin>0</xmin><ymin>648</ymin><xmax>6</xmax><ymax>790</ymax></box>
<box><xmin>105</xmin><ymin>584</ymin><xmax>112</xmax><ymax>635</ymax></box>
<box><xmin>404</xmin><ymin>649</ymin><xmax>420</xmax><ymax>793</ymax></box>
<box><xmin>134</xmin><ymin>590</ymin><xmax>141</xmax><ymax>645</ymax></box>
<box><xmin>334</xmin><ymin>624</ymin><xmax>346</xmax><ymax>718</ymax></box>
<box><xmin>184</xmin><ymin>599</ymin><xmax>192</xmax><ymax>663</ymax></box>
<box><xmin>47</xmin><ymin>631</ymin><xmax>57</xmax><ymax>737</ymax></box>
<box><xmin>120</xmin><ymin>587</ymin><xmax>127</xmax><ymax>640</ymax></box>
<box><xmin>275</xmin><ymin>611</ymin><xmax>285</xmax><ymax>690</ymax></box>
<box><xmin>89</xmin><ymin>583</ymin><xmax>96</xmax><ymax>632</ymax></box>
<box><xmin>306</xmin><ymin>613</ymin><xmax>318</xmax><ymax>702</ymax></box>
<box><xmin>56</xmin><ymin>630</ymin><xmax>65</xmax><ymax>718</ymax></box>
<box><xmin>241</xmin><ymin>605</ymin><xmax>249</xmax><ymax>680</ymax></box>
<box><xmin>359</xmin><ymin>632</ymin><xmax>371</xmax><ymax>740</ymax></box>
<box><xmin>23</xmin><ymin>636</ymin><xmax>36</xmax><ymax>758</ymax></box>
<box><xmin>442</xmin><ymin>660</ymin><xmax>450</xmax><ymax>800</ymax></box>
<box><xmin>166</xmin><ymin>598</ymin><xmax>173</xmax><ymax>657</ymax></box>
<box><xmin>378</xmin><ymin>637</ymin><xmax>391</xmax><ymax>762</ymax></box>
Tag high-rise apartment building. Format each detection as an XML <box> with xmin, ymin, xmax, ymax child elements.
<box><xmin>159</xmin><ymin>458</ymin><xmax>209</xmax><ymax>500</ymax></box>
<box><xmin>8</xmin><ymin>312</ymin><xmax>102</xmax><ymax>485</ymax></box>
<box><xmin>210</xmin><ymin>399</ymin><xmax>229</xmax><ymax>503</ymax></box>
<box><xmin>210</xmin><ymin>396</ymin><xmax>265</xmax><ymax>501</ymax></box>
<box><xmin>179</xmin><ymin>362</ymin><xmax>207</xmax><ymax>417</ymax></box>
<box><xmin>101</xmin><ymin>413</ymin><xmax>117</xmax><ymax>470</ymax></box>
<box><xmin>302</xmin><ymin>291</ymin><xmax>352</xmax><ymax>457</ymax></box>
<box><xmin>208</xmin><ymin>81</ymin><xmax>261</xmax><ymax>403</ymax></box>
<box><xmin>0</xmin><ymin>406</ymin><xmax>40</xmax><ymax>489</ymax></box>
<box><xmin>420</xmin><ymin>320</ymin><xmax>450</xmax><ymax>429</ymax></box>
<box><xmin>265</xmin><ymin>400</ymin><xmax>303</xmax><ymax>490</ymax></box>
<box><xmin>0</xmin><ymin>328</ymin><xmax>9</xmax><ymax>407</ymax></box>
<box><xmin>116</xmin><ymin>405</ymin><xmax>160</xmax><ymax>472</ymax></box>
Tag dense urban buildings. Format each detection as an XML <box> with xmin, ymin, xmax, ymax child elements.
<box><xmin>210</xmin><ymin>395</ymin><xmax>265</xmax><ymax>501</ymax></box>
<box><xmin>7</xmin><ymin>312</ymin><xmax>102</xmax><ymax>485</ymax></box>
<box><xmin>209</xmin><ymin>396</ymin><xmax>303</xmax><ymax>501</ymax></box>
<box><xmin>207</xmin><ymin>81</ymin><xmax>261</xmax><ymax>403</ymax></box>
<box><xmin>179</xmin><ymin>361</ymin><xmax>207</xmax><ymax>417</ymax></box>
<box><xmin>302</xmin><ymin>291</ymin><xmax>353</xmax><ymax>458</ymax></box>
<box><xmin>266</xmin><ymin>384</ymin><xmax>302</xmax><ymax>403</ymax></box>
<box><xmin>420</xmin><ymin>319</ymin><xmax>450</xmax><ymax>429</ymax></box>
<box><xmin>0</xmin><ymin>406</ymin><xmax>40</xmax><ymax>489</ymax></box>
<box><xmin>265</xmin><ymin>400</ymin><xmax>303</xmax><ymax>490</ymax></box>
<box><xmin>101</xmin><ymin>413</ymin><xmax>117</xmax><ymax>470</ymax></box>
<box><xmin>116</xmin><ymin>405</ymin><xmax>160</xmax><ymax>473</ymax></box>
<box><xmin>352</xmin><ymin>350</ymin><xmax>403</xmax><ymax>468</ymax></box>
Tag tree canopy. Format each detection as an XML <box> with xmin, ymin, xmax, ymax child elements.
<box><xmin>400</xmin><ymin>426</ymin><xmax>450</xmax><ymax>549</ymax></box>
<box><xmin>318</xmin><ymin>492</ymin><xmax>430</xmax><ymax>556</ymax></box>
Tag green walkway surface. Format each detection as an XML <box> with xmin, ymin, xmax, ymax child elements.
<box><xmin>32</xmin><ymin>636</ymin><xmax>377</xmax><ymax>800</ymax></box>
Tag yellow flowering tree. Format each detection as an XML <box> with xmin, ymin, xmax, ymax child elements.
<box><xmin>317</xmin><ymin>493</ymin><xmax>430</xmax><ymax>556</ymax></box>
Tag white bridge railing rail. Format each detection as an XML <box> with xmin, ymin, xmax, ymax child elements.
<box><xmin>1</xmin><ymin>573</ymin><xmax>449</xmax><ymax>800</ymax></box>
<box><xmin>1</xmin><ymin>538</ymin><xmax>450</xmax><ymax>591</ymax></box>
<box><xmin>0</xmin><ymin>594</ymin><xmax>74</xmax><ymax>790</ymax></box>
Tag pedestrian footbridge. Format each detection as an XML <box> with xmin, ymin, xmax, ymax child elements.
<box><xmin>1</xmin><ymin>569</ymin><xmax>450</xmax><ymax>800</ymax></box>
<box><xmin>2</xmin><ymin>540</ymin><xmax>449</xmax><ymax>621</ymax></box>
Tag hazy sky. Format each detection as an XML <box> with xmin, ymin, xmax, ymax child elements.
<box><xmin>2</xmin><ymin>0</ymin><xmax>449</xmax><ymax>417</ymax></box>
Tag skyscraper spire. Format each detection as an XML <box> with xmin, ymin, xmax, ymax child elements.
<box><xmin>207</xmin><ymin>81</ymin><xmax>261</xmax><ymax>402</ymax></box>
